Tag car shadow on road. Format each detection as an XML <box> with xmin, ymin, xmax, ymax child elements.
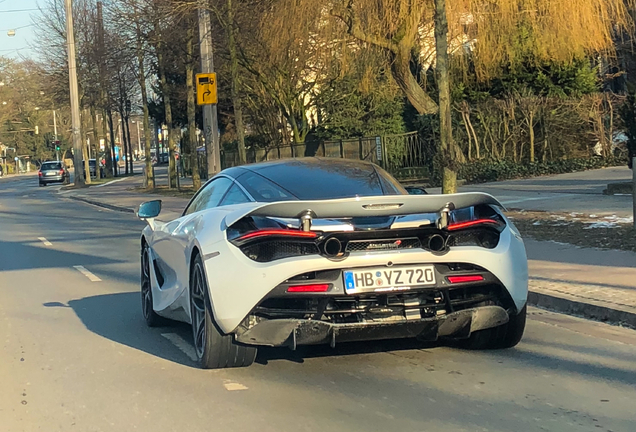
<box><xmin>45</xmin><ymin>292</ymin><xmax>197</xmax><ymax>368</ymax></box>
<box><xmin>0</xmin><ymin>240</ymin><xmax>125</xmax><ymax>272</ymax></box>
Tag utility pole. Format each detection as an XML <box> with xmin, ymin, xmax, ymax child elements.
<box><xmin>197</xmin><ymin>2</ymin><xmax>221</xmax><ymax>178</ymax></box>
<box><xmin>64</xmin><ymin>0</ymin><xmax>85</xmax><ymax>187</ymax></box>
<box><xmin>53</xmin><ymin>110</ymin><xmax>59</xmax><ymax>161</ymax></box>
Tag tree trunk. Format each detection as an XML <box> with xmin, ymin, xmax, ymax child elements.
<box><xmin>90</xmin><ymin>105</ymin><xmax>101</xmax><ymax>179</ymax></box>
<box><xmin>120</xmin><ymin>112</ymin><xmax>129</xmax><ymax>176</ymax></box>
<box><xmin>81</xmin><ymin>110</ymin><xmax>92</xmax><ymax>185</ymax></box>
<box><xmin>529</xmin><ymin>111</ymin><xmax>535</xmax><ymax>162</ymax></box>
<box><xmin>135</xmin><ymin>23</ymin><xmax>154</xmax><ymax>189</ymax></box>
<box><xmin>434</xmin><ymin>0</ymin><xmax>457</xmax><ymax>194</ymax></box>
<box><xmin>125</xmin><ymin>116</ymin><xmax>134</xmax><ymax>174</ymax></box>
<box><xmin>107</xmin><ymin>109</ymin><xmax>118</xmax><ymax>176</ymax></box>
<box><xmin>186</xmin><ymin>23</ymin><xmax>201</xmax><ymax>190</ymax></box>
<box><xmin>390</xmin><ymin>47</ymin><xmax>438</xmax><ymax>116</ymax></box>
<box><xmin>227</xmin><ymin>0</ymin><xmax>246</xmax><ymax>164</ymax></box>
<box><xmin>157</xmin><ymin>41</ymin><xmax>177</xmax><ymax>188</ymax></box>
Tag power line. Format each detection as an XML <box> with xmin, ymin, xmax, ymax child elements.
<box><xmin>0</xmin><ymin>8</ymin><xmax>39</xmax><ymax>13</ymax></box>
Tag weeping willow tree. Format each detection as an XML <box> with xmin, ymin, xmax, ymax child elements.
<box><xmin>259</xmin><ymin>0</ymin><xmax>632</xmax><ymax>191</ymax></box>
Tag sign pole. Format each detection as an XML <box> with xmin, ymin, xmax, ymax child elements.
<box><xmin>197</xmin><ymin>4</ymin><xmax>221</xmax><ymax>178</ymax></box>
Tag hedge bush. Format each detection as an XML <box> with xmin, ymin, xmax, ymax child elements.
<box><xmin>458</xmin><ymin>156</ymin><xmax>628</xmax><ymax>184</ymax></box>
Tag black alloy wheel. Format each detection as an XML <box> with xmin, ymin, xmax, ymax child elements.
<box><xmin>190</xmin><ymin>253</ymin><xmax>257</xmax><ymax>369</ymax></box>
<box><xmin>141</xmin><ymin>243</ymin><xmax>163</xmax><ymax>326</ymax></box>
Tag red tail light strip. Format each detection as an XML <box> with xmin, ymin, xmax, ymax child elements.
<box><xmin>287</xmin><ymin>284</ymin><xmax>330</xmax><ymax>293</ymax></box>
<box><xmin>238</xmin><ymin>229</ymin><xmax>318</xmax><ymax>241</ymax></box>
<box><xmin>447</xmin><ymin>219</ymin><xmax>499</xmax><ymax>231</ymax></box>
<box><xmin>447</xmin><ymin>275</ymin><xmax>485</xmax><ymax>284</ymax></box>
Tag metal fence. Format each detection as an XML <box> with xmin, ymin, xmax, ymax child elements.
<box><xmin>197</xmin><ymin>131</ymin><xmax>431</xmax><ymax>182</ymax></box>
<box><xmin>221</xmin><ymin>136</ymin><xmax>382</xmax><ymax>168</ymax></box>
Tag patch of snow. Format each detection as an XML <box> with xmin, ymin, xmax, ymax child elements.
<box><xmin>583</xmin><ymin>221</ymin><xmax>620</xmax><ymax>229</ymax></box>
<box><xmin>602</xmin><ymin>215</ymin><xmax>633</xmax><ymax>224</ymax></box>
<box><xmin>588</xmin><ymin>214</ymin><xmax>598</xmax><ymax>218</ymax></box>
<box><xmin>532</xmin><ymin>221</ymin><xmax>542</xmax><ymax>226</ymax></box>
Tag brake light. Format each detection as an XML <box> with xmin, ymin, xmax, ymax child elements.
<box><xmin>38</xmin><ymin>172</ymin><xmax>43</xmax><ymax>177</ymax></box>
<box><xmin>447</xmin><ymin>275</ymin><xmax>484</xmax><ymax>284</ymax></box>
<box><xmin>287</xmin><ymin>284</ymin><xmax>329</xmax><ymax>293</ymax></box>
<box><xmin>59</xmin><ymin>170</ymin><xmax>64</xmax><ymax>175</ymax></box>
<box><xmin>447</xmin><ymin>219</ymin><xmax>499</xmax><ymax>231</ymax></box>
<box><xmin>237</xmin><ymin>229</ymin><xmax>318</xmax><ymax>241</ymax></box>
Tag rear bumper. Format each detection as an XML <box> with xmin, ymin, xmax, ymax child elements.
<box><xmin>235</xmin><ymin>305</ymin><xmax>509</xmax><ymax>347</ymax></box>
<box><xmin>40</xmin><ymin>175</ymin><xmax>64</xmax><ymax>183</ymax></box>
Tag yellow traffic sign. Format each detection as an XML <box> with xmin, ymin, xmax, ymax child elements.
<box><xmin>196</xmin><ymin>73</ymin><xmax>218</xmax><ymax>105</ymax></box>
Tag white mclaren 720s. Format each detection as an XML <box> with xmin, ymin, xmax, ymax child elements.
<box><xmin>137</xmin><ymin>158</ymin><xmax>528</xmax><ymax>369</ymax></box>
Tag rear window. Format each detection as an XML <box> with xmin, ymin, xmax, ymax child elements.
<box><xmin>41</xmin><ymin>162</ymin><xmax>61</xmax><ymax>170</ymax></box>
<box><xmin>236</xmin><ymin>171</ymin><xmax>296</xmax><ymax>202</ymax></box>
<box><xmin>251</xmin><ymin>162</ymin><xmax>405</xmax><ymax>200</ymax></box>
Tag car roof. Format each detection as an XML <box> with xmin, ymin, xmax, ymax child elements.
<box><xmin>222</xmin><ymin>157</ymin><xmax>378</xmax><ymax>177</ymax></box>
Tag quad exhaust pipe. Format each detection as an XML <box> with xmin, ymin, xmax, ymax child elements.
<box><xmin>427</xmin><ymin>234</ymin><xmax>448</xmax><ymax>253</ymax></box>
<box><xmin>323</xmin><ymin>238</ymin><xmax>343</xmax><ymax>257</ymax></box>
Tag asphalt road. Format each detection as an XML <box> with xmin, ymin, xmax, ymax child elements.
<box><xmin>1</xmin><ymin>174</ymin><xmax>636</xmax><ymax>432</ymax></box>
<box><xmin>429</xmin><ymin>166</ymin><xmax>634</xmax><ymax>217</ymax></box>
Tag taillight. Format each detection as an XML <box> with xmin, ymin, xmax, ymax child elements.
<box><xmin>59</xmin><ymin>170</ymin><xmax>64</xmax><ymax>175</ymax></box>
<box><xmin>236</xmin><ymin>229</ymin><xmax>318</xmax><ymax>242</ymax></box>
<box><xmin>230</xmin><ymin>228</ymin><xmax>322</xmax><ymax>263</ymax></box>
<box><xmin>38</xmin><ymin>172</ymin><xmax>43</xmax><ymax>177</ymax></box>
<box><xmin>287</xmin><ymin>284</ymin><xmax>329</xmax><ymax>293</ymax></box>
<box><xmin>447</xmin><ymin>275</ymin><xmax>484</xmax><ymax>284</ymax></box>
<box><xmin>447</xmin><ymin>219</ymin><xmax>500</xmax><ymax>231</ymax></box>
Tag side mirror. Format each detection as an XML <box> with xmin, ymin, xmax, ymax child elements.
<box><xmin>137</xmin><ymin>200</ymin><xmax>162</xmax><ymax>219</ymax></box>
<box><xmin>405</xmin><ymin>186</ymin><xmax>428</xmax><ymax>195</ymax></box>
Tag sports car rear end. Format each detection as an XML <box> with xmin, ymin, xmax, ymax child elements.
<box><xmin>203</xmin><ymin>195</ymin><xmax>528</xmax><ymax>350</ymax></box>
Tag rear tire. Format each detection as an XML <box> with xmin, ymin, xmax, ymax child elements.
<box><xmin>458</xmin><ymin>305</ymin><xmax>527</xmax><ymax>350</ymax></box>
<box><xmin>141</xmin><ymin>243</ymin><xmax>164</xmax><ymax>327</ymax></box>
<box><xmin>190</xmin><ymin>253</ymin><xmax>257</xmax><ymax>369</ymax></box>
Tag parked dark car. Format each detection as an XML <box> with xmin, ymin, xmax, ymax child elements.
<box><xmin>39</xmin><ymin>161</ymin><xmax>69</xmax><ymax>186</ymax></box>
<box><xmin>83</xmin><ymin>159</ymin><xmax>104</xmax><ymax>178</ymax></box>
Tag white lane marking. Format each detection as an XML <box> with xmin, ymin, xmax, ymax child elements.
<box><xmin>73</xmin><ymin>265</ymin><xmax>102</xmax><ymax>282</ymax></box>
<box><xmin>223</xmin><ymin>381</ymin><xmax>248</xmax><ymax>391</ymax></box>
<box><xmin>38</xmin><ymin>237</ymin><xmax>52</xmax><ymax>246</ymax></box>
<box><xmin>161</xmin><ymin>333</ymin><xmax>198</xmax><ymax>362</ymax></box>
<box><xmin>93</xmin><ymin>177</ymin><xmax>129</xmax><ymax>188</ymax></box>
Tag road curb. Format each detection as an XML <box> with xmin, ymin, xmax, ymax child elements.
<box><xmin>528</xmin><ymin>291</ymin><xmax>636</xmax><ymax>329</ymax></box>
<box><xmin>67</xmin><ymin>195</ymin><xmax>135</xmax><ymax>214</ymax></box>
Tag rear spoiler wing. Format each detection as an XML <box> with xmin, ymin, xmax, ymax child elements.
<box><xmin>224</xmin><ymin>193</ymin><xmax>504</xmax><ymax>229</ymax></box>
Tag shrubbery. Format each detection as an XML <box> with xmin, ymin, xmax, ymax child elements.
<box><xmin>458</xmin><ymin>156</ymin><xmax>627</xmax><ymax>184</ymax></box>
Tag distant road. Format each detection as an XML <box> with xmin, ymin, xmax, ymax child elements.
<box><xmin>430</xmin><ymin>166</ymin><xmax>633</xmax><ymax>216</ymax></box>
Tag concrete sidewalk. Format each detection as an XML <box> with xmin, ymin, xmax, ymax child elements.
<box><xmin>60</xmin><ymin>179</ymin><xmax>636</xmax><ymax>328</ymax></box>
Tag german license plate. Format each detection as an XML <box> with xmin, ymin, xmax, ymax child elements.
<box><xmin>344</xmin><ymin>265</ymin><xmax>436</xmax><ymax>294</ymax></box>
<box><xmin>46</xmin><ymin>172</ymin><xmax>55</xmax><ymax>176</ymax></box>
